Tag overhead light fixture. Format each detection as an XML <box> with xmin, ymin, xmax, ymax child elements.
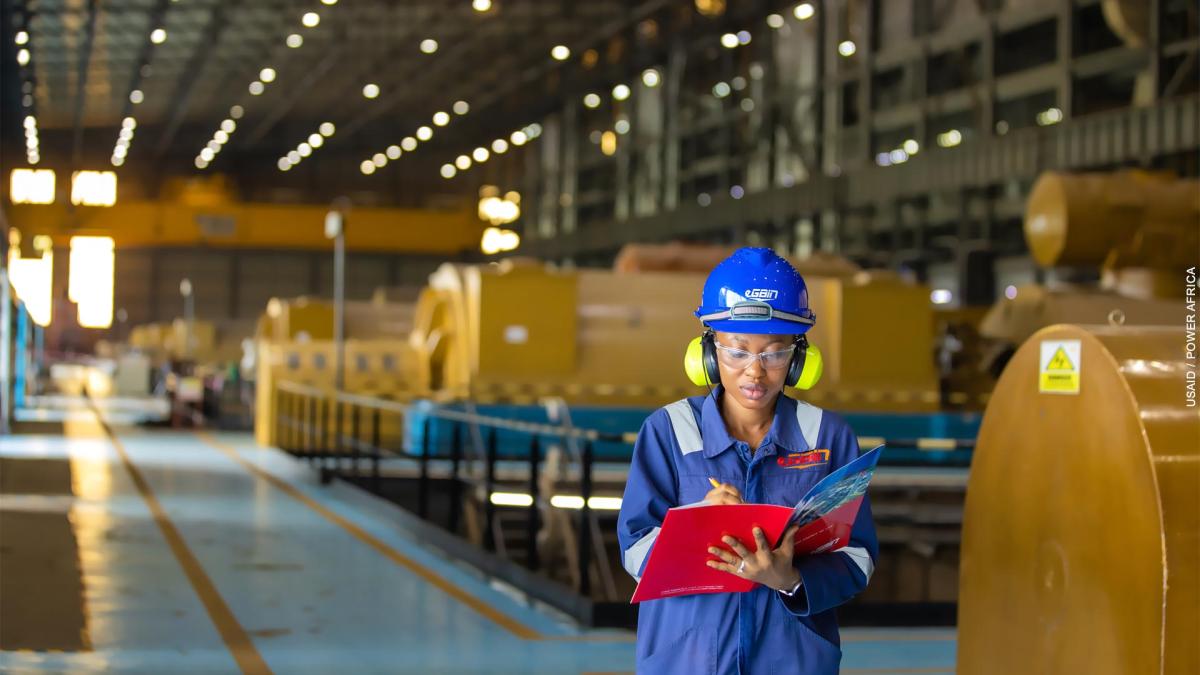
<box><xmin>151</xmin><ymin>28</ymin><xmax>167</xmax><ymax>44</ymax></box>
<box><xmin>440</xmin><ymin>163</ymin><xmax>457</xmax><ymax>178</ymax></box>
<box><xmin>298</xmin><ymin>143</ymin><xmax>312</xmax><ymax>157</ymax></box>
<box><xmin>214</xmin><ymin>130</ymin><xmax>229</xmax><ymax>143</ymax></box>
<box><xmin>15</xmin><ymin>30</ymin><xmax>28</xmax><ymax>45</ymax></box>
<box><xmin>472</xmin><ymin>147</ymin><xmax>489</xmax><ymax>162</ymax></box>
<box><xmin>200</xmin><ymin>148</ymin><xmax>215</xmax><ymax>162</ymax></box>
<box><xmin>712</xmin><ymin>81</ymin><xmax>731</xmax><ymax>98</ymax></box>
<box><xmin>16</xmin><ymin>48</ymin><xmax>30</xmax><ymax>66</ymax></box>
<box><xmin>319</xmin><ymin>122</ymin><xmax>336</xmax><ymax>136</ymax></box>
<box><xmin>455</xmin><ymin>155</ymin><xmax>471</xmax><ymax>170</ymax></box>
<box><xmin>221</xmin><ymin>119</ymin><xmax>236</xmax><ymax>133</ymax></box>
<box><xmin>902</xmin><ymin>139</ymin><xmax>920</xmax><ymax>154</ymax></box>
<box><xmin>510</xmin><ymin>130</ymin><xmax>527</xmax><ymax>145</ymax></box>
<box><xmin>360</xmin><ymin>160</ymin><xmax>375</xmax><ymax>175</ymax></box>
<box><xmin>386</xmin><ymin>145</ymin><xmax>401</xmax><ymax>160</ymax></box>
<box><xmin>302</xmin><ymin>12</ymin><xmax>320</xmax><ymax>27</ymax></box>
<box><xmin>277</xmin><ymin>158</ymin><xmax>291</xmax><ymax>171</ymax></box>
<box><xmin>195</xmin><ymin>157</ymin><xmax>209</xmax><ymax>169</ymax></box>
<box><xmin>129</xmin><ymin>89</ymin><xmax>144</xmax><ymax>104</ymax></box>
<box><xmin>737</xmin><ymin>30</ymin><xmax>751</xmax><ymax>45</ymax></box>
<box><xmin>612</xmin><ymin>84</ymin><xmax>631</xmax><ymax>101</ymax></box>
<box><xmin>286</xmin><ymin>33</ymin><xmax>303</xmax><ymax>48</ymax></box>
<box><xmin>8</xmin><ymin>242</ymin><xmax>54</xmax><ymax>326</ymax></box>
<box><xmin>69</xmin><ymin>236</ymin><xmax>115</xmax><ymax>328</ymax></box>
<box><xmin>583</xmin><ymin>93</ymin><xmax>601</xmax><ymax>108</ymax></box>
<box><xmin>372</xmin><ymin>153</ymin><xmax>387</xmax><ymax>167</ymax></box>
<box><xmin>600</xmin><ymin>130</ymin><xmax>617</xmax><ymax>156</ymax></box>
<box><xmin>9</xmin><ymin>168</ymin><xmax>56</xmax><ymax>204</ymax></box>
<box><xmin>230</xmin><ymin>105</ymin><xmax>245</xmax><ymax>119</ymax></box>
<box><xmin>248</xmin><ymin>81</ymin><xmax>265</xmax><ymax>95</ymax></box>
<box><xmin>550</xmin><ymin>45</ymin><xmax>570</xmax><ymax>61</ymax></box>
<box><xmin>642</xmin><ymin>68</ymin><xmax>661</xmax><ymax>87</ymax></box>
<box><xmin>321</xmin><ymin>0</ymin><xmax>337</xmax><ymax>5</ymax></box>
<box><xmin>766</xmin><ymin>13</ymin><xmax>784</xmax><ymax>29</ymax></box>
<box><xmin>432</xmin><ymin>111</ymin><xmax>450</xmax><ymax>126</ymax></box>
<box><xmin>937</xmin><ymin>129</ymin><xmax>963</xmax><ymax>147</ymax></box>
<box><xmin>309</xmin><ymin>133</ymin><xmax>324</xmax><ymax>147</ymax></box>
<box><xmin>260</xmin><ymin>67</ymin><xmax>277</xmax><ymax>83</ymax></box>
<box><xmin>416</xmin><ymin>125</ymin><xmax>433</xmax><ymax>141</ymax></box>
<box><xmin>1037</xmin><ymin>107</ymin><xmax>1064</xmax><ymax>126</ymax></box>
<box><xmin>472</xmin><ymin>0</ymin><xmax>492</xmax><ymax>11</ymax></box>
<box><xmin>491</xmin><ymin>138</ymin><xmax>508</xmax><ymax>153</ymax></box>
<box><xmin>287</xmin><ymin>150</ymin><xmax>300</xmax><ymax>163</ymax></box>
<box><xmin>720</xmin><ymin>33</ymin><xmax>739</xmax><ymax>49</ymax></box>
<box><xmin>70</xmin><ymin>171</ymin><xmax>118</xmax><ymax>207</ymax></box>
<box><xmin>453</xmin><ymin>100</ymin><xmax>470</xmax><ymax>115</ymax></box>
<box><xmin>420</xmin><ymin>39</ymin><xmax>438</xmax><ymax>54</ymax></box>
<box><xmin>362</xmin><ymin>83</ymin><xmax>380</xmax><ymax>99</ymax></box>
<box><xmin>838</xmin><ymin>40</ymin><xmax>856</xmax><ymax>57</ymax></box>
<box><xmin>794</xmin><ymin>3</ymin><xmax>815</xmax><ymax>20</ymax></box>
<box><xmin>614</xmin><ymin>119</ymin><xmax>630</xmax><ymax>135</ymax></box>
<box><xmin>401</xmin><ymin>136</ymin><xmax>417</xmax><ymax>151</ymax></box>
<box><xmin>930</xmin><ymin>289</ymin><xmax>953</xmax><ymax>305</ymax></box>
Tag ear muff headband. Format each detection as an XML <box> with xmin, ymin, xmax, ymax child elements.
<box><xmin>684</xmin><ymin>331</ymin><xmax>824</xmax><ymax>390</ymax></box>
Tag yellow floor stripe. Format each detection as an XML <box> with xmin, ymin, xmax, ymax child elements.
<box><xmin>96</xmin><ymin>418</ymin><xmax>272</xmax><ymax>675</ymax></box>
<box><xmin>195</xmin><ymin>432</ymin><xmax>545</xmax><ymax>641</ymax></box>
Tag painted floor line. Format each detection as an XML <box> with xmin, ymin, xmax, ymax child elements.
<box><xmin>194</xmin><ymin>431</ymin><xmax>547</xmax><ymax>641</ymax></box>
<box><xmin>94</xmin><ymin>415</ymin><xmax>272</xmax><ymax>675</ymax></box>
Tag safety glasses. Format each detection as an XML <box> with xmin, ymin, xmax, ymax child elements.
<box><xmin>714</xmin><ymin>341</ymin><xmax>796</xmax><ymax>371</ymax></box>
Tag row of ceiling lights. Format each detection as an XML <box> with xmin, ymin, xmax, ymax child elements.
<box><xmin>278</xmin><ymin>123</ymin><xmax>336</xmax><ymax>171</ymax></box>
<box><xmin>199</xmin><ymin>0</ymin><xmax>338</xmax><ymax>170</ymax></box>
<box><xmin>109</xmin><ymin>17</ymin><xmax>177</xmax><ymax>167</ymax></box>
<box><xmin>723</xmin><ymin>4</ymin><xmax>858</xmax><ymax>57</ymax></box>
<box><xmin>439</xmin><ymin>123</ymin><xmax>540</xmax><ymax>179</ymax></box>
<box><xmin>194</xmin><ymin>106</ymin><xmax>243</xmax><ymax>169</ymax></box>
<box><xmin>15</xmin><ymin>30</ymin><xmax>39</xmax><ymax>165</ymax></box>
<box><xmin>355</xmin><ymin>101</ymin><xmax>470</xmax><ymax>175</ymax></box>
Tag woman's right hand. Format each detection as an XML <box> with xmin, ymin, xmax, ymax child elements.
<box><xmin>705</xmin><ymin>481</ymin><xmax>743</xmax><ymax>505</ymax></box>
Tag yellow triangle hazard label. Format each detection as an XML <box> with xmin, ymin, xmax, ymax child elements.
<box><xmin>1046</xmin><ymin>346</ymin><xmax>1075</xmax><ymax>371</ymax></box>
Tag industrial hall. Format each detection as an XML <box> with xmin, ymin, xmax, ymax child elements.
<box><xmin>0</xmin><ymin>0</ymin><xmax>1196</xmax><ymax>673</ymax></box>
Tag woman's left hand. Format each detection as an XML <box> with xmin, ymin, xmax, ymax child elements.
<box><xmin>707</xmin><ymin>525</ymin><xmax>802</xmax><ymax>592</ymax></box>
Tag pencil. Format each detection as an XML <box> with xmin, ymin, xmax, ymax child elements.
<box><xmin>708</xmin><ymin>477</ymin><xmax>721</xmax><ymax>488</ymax></box>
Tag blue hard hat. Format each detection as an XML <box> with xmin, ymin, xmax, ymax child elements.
<box><xmin>694</xmin><ymin>247</ymin><xmax>816</xmax><ymax>334</ymax></box>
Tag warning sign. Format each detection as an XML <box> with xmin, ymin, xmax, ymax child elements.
<box><xmin>1040</xmin><ymin>339</ymin><xmax>1081</xmax><ymax>394</ymax></box>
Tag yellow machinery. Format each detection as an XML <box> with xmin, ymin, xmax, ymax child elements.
<box><xmin>409</xmin><ymin>254</ymin><xmax>940</xmax><ymax>411</ymax></box>
<box><xmin>981</xmin><ymin>171</ymin><xmax>1197</xmax><ymax>349</ymax></box>
<box><xmin>129</xmin><ymin>319</ymin><xmax>219</xmax><ymax>363</ymax></box>
<box><xmin>253</xmin><ymin>294</ymin><xmax>422</xmax><ymax>446</ymax></box>
<box><xmin>958</xmin><ymin>324</ymin><xmax>1198</xmax><ymax>674</ymax></box>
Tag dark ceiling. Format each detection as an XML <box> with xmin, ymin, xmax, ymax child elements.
<box><xmin>1</xmin><ymin>0</ymin><xmax>725</xmax><ymax>205</ymax></box>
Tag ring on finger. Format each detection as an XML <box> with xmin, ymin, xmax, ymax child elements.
<box><xmin>737</xmin><ymin>560</ymin><xmax>746</xmax><ymax>574</ymax></box>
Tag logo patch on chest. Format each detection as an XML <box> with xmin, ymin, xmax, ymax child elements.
<box><xmin>777</xmin><ymin>449</ymin><xmax>829</xmax><ymax>470</ymax></box>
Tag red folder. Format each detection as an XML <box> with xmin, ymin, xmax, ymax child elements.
<box><xmin>630</xmin><ymin>445</ymin><xmax>881</xmax><ymax>603</ymax></box>
<box><xmin>629</xmin><ymin>497</ymin><xmax>863</xmax><ymax>602</ymax></box>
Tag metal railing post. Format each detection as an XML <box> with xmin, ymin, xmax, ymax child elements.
<box><xmin>418</xmin><ymin>417</ymin><xmax>431</xmax><ymax>520</ymax></box>
<box><xmin>578</xmin><ymin>439</ymin><xmax>594</xmax><ymax>596</ymax></box>
<box><xmin>483</xmin><ymin>427</ymin><xmax>498</xmax><ymax>552</ymax></box>
<box><xmin>350</xmin><ymin>403</ymin><xmax>361</xmax><ymax>478</ymax></box>
<box><xmin>448</xmin><ymin>422</ymin><xmax>462</xmax><ymax>533</ymax></box>
<box><xmin>527</xmin><ymin>434</ymin><xmax>540</xmax><ymax>571</ymax></box>
<box><xmin>371</xmin><ymin>407</ymin><xmax>381</xmax><ymax>493</ymax></box>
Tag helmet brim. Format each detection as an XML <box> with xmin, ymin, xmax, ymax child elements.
<box><xmin>703</xmin><ymin>318</ymin><xmax>812</xmax><ymax>335</ymax></box>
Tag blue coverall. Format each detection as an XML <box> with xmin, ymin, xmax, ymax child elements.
<box><xmin>617</xmin><ymin>387</ymin><xmax>879</xmax><ymax>674</ymax></box>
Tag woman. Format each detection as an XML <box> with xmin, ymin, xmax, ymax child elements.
<box><xmin>617</xmin><ymin>247</ymin><xmax>878</xmax><ymax>674</ymax></box>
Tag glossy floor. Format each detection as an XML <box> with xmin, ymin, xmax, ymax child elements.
<box><xmin>0</xmin><ymin>405</ymin><xmax>955</xmax><ymax>674</ymax></box>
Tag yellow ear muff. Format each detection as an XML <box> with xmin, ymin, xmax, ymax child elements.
<box><xmin>791</xmin><ymin>343</ymin><xmax>824</xmax><ymax>390</ymax></box>
<box><xmin>684</xmin><ymin>336</ymin><xmax>713</xmax><ymax>386</ymax></box>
